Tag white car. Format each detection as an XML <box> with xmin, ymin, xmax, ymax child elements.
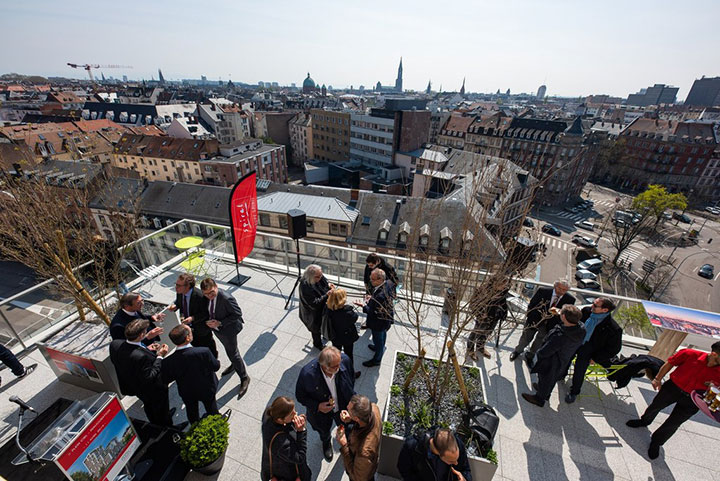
<box><xmin>574</xmin><ymin>220</ymin><xmax>595</xmax><ymax>231</ymax></box>
<box><xmin>575</xmin><ymin>269</ymin><xmax>598</xmax><ymax>281</ymax></box>
<box><xmin>577</xmin><ymin>279</ymin><xmax>601</xmax><ymax>290</ymax></box>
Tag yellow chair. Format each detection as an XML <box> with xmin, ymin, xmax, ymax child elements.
<box><xmin>578</xmin><ymin>363</ymin><xmax>628</xmax><ymax>400</ymax></box>
<box><xmin>180</xmin><ymin>249</ymin><xmax>207</xmax><ymax>277</ymax></box>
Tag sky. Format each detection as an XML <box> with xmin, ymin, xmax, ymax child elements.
<box><xmin>1</xmin><ymin>0</ymin><xmax>719</xmax><ymax>99</ymax></box>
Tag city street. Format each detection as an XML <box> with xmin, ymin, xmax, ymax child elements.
<box><xmin>526</xmin><ymin>183</ymin><xmax>720</xmax><ymax>310</ymax></box>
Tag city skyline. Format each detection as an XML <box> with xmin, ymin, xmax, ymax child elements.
<box><xmin>1</xmin><ymin>0</ymin><xmax>719</xmax><ymax>99</ymax></box>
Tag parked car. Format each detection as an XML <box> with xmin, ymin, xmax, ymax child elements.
<box><xmin>575</xmin><ymin>269</ymin><xmax>598</xmax><ymax>281</ymax></box>
<box><xmin>662</xmin><ymin>211</ymin><xmax>672</xmax><ymax>220</ymax></box>
<box><xmin>705</xmin><ymin>206</ymin><xmax>720</xmax><ymax>215</ymax></box>
<box><xmin>577</xmin><ymin>279</ymin><xmax>601</xmax><ymax>290</ymax></box>
<box><xmin>572</xmin><ymin>234</ymin><xmax>597</xmax><ymax>248</ymax></box>
<box><xmin>523</xmin><ymin>217</ymin><xmax>534</xmax><ymax>227</ymax></box>
<box><xmin>673</xmin><ymin>212</ymin><xmax>691</xmax><ymax>223</ymax></box>
<box><xmin>577</xmin><ymin>258</ymin><xmax>604</xmax><ymax>273</ymax></box>
<box><xmin>575</xmin><ymin>220</ymin><xmax>595</xmax><ymax>231</ymax></box>
<box><xmin>698</xmin><ymin>264</ymin><xmax>714</xmax><ymax>279</ymax></box>
<box><xmin>542</xmin><ymin>224</ymin><xmax>562</xmax><ymax>236</ymax></box>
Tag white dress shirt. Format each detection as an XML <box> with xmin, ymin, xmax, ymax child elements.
<box><xmin>322</xmin><ymin>371</ymin><xmax>339</xmax><ymax>413</ymax></box>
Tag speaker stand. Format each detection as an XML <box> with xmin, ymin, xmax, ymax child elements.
<box><xmin>284</xmin><ymin>239</ymin><xmax>302</xmax><ymax>310</ymax></box>
<box><xmin>228</xmin><ymin>264</ymin><xmax>251</xmax><ymax>287</ymax></box>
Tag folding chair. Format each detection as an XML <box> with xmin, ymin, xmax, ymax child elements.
<box><xmin>180</xmin><ymin>249</ymin><xmax>208</xmax><ymax>277</ymax></box>
<box><xmin>577</xmin><ymin>363</ymin><xmax>628</xmax><ymax>400</ymax></box>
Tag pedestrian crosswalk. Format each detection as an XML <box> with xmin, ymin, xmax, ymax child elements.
<box><xmin>539</xmin><ymin>235</ymin><xmax>569</xmax><ymax>250</ymax></box>
<box><xmin>617</xmin><ymin>248</ymin><xmax>642</xmax><ymax>265</ymax></box>
<box><xmin>593</xmin><ymin>200</ymin><xmax>616</xmax><ymax>208</ymax></box>
<box><xmin>555</xmin><ymin>211</ymin><xmax>586</xmax><ymax>221</ymax></box>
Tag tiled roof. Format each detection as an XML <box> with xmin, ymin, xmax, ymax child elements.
<box><xmin>442</xmin><ymin>114</ymin><xmax>476</xmax><ymax>133</ymax></box>
<box><xmin>139</xmin><ymin>181</ymin><xmax>231</xmax><ymax>225</ymax></box>
<box><xmin>621</xmin><ymin>118</ymin><xmax>717</xmax><ymax>143</ymax></box>
<box><xmin>114</xmin><ymin>134</ymin><xmax>219</xmax><ymax>161</ymax></box>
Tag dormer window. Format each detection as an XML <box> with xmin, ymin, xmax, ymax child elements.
<box><xmin>439</xmin><ymin>227</ymin><xmax>453</xmax><ymax>253</ymax></box>
<box><xmin>378</xmin><ymin>219</ymin><xmax>391</xmax><ymax>242</ymax></box>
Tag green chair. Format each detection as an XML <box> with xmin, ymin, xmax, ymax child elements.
<box><xmin>180</xmin><ymin>249</ymin><xmax>207</xmax><ymax>277</ymax></box>
<box><xmin>577</xmin><ymin>363</ymin><xmax>628</xmax><ymax>400</ymax></box>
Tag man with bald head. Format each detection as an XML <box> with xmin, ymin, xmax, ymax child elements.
<box><xmin>354</xmin><ymin>268</ymin><xmax>395</xmax><ymax>367</ymax></box>
<box><xmin>295</xmin><ymin>346</ymin><xmax>356</xmax><ymax>462</ymax></box>
<box><xmin>510</xmin><ymin>279</ymin><xmax>575</xmax><ymax>368</ymax></box>
<box><xmin>397</xmin><ymin>427</ymin><xmax>472</xmax><ymax>481</ymax></box>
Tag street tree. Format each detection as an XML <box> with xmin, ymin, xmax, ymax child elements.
<box><xmin>606</xmin><ymin>207</ymin><xmax>653</xmax><ymax>266</ymax></box>
<box><xmin>632</xmin><ymin>184</ymin><xmax>687</xmax><ymax>229</ymax></box>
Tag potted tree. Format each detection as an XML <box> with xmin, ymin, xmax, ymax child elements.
<box><xmin>179</xmin><ymin>413</ymin><xmax>231</xmax><ymax>475</ymax></box>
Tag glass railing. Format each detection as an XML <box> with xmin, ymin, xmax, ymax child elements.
<box><xmin>0</xmin><ymin>218</ymin><xmax>662</xmax><ymax>352</ymax></box>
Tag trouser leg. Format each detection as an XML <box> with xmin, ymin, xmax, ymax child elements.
<box><xmin>569</xmin><ymin>345</ymin><xmax>593</xmax><ymax>395</ymax></box>
<box><xmin>192</xmin><ymin>333</ymin><xmax>218</xmax><ymax>358</ymax></box>
<box><xmin>344</xmin><ymin>342</ymin><xmax>355</xmax><ymax>369</ymax></box>
<box><xmin>202</xmin><ymin>397</ymin><xmax>220</xmax><ymax>417</ymax></box>
<box><xmin>0</xmin><ymin>344</ymin><xmax>24</xmax><ymax>376</ymax></box>
<box><xmin>311</xmin><ymin>330</ymin><xmax>323</xmax><ymax>347</ymax></box>
<box><xmin>513</xmin><ymin>326</ymin><xmax>538</xmax><ymax>354</ymax></box>
<box><xmin>528</xmin><ymin>323</ymin><xmax>550</xmax><ymax>356</ymax></box>
<box><xmin>141</xmin><ymin>389</ymin><xmax>172</xmax><ymax>426</ymax></box>
<box><xmin>640</xmin><ymin>380</ymin><xmax>684</xmax><ymax>425</ymax></box>
<box><xmin>371</xmin><ymin>329</ymin><xmax>387</xmax><ymax>362</ymax></box>
<box><xmin>185</xmin><ymin>398</ymin><xmax>200</xmax><ymax>424</ymax></box>
<box><xmin>650</xmin><ymin>391</ymin><xmax>698</xmax><ymax>446</ymax></box>
<box><xmin>535</xmin><ymin>372</ymin><xmax>555</xmax><ymax>401</ymax></box>
<box><xmin>216</xmin><ymin>331</ymin><xmax>248</xmax><ymax>380</ymax></box>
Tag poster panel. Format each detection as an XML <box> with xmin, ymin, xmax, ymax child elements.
<box><xmin>45</xmin><ymin>346</ymin><xmax>104</xmax><ymax>383</ymax></box>
<box><xmin>642</xmin><ymin>300</ymin><xmax>720</xmax><ymax>338</ymax></box>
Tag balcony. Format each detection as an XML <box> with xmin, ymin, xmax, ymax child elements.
<box><xmin>0</xmin><ymin>220</ymin><xmax>717</xmax><ymax>480</ymax></box>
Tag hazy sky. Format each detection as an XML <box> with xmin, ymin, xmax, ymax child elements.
<box><xmin>1</xmin><ymin>0</ymin><xmax>719</xmax><ymax>99</ymax></box>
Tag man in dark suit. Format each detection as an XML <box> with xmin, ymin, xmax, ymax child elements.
<box><xmin>295</xmin><ymin>346</ymin><xmax>356</xmax><ymax>462</ymax></box>
<box><xmin>110</xmin><ymin>292</ymin><xmax>165</xmax><ymax>344</ymax></box>
<box><xmin>109</xmin><ymin>319</ymin><xmax>183</xmax><ymax>428</ymax></box>
<box><xmin>355</xmin><ymin>268</ymin><xmax>395</xmax><ymax>367</ymax></box>
<box><xmin>363</xmin><ymin>253</ymin><xmax>398</xmax><ymax>294</ymax></box>
<box><xmin>397</xmin><ymin>428</ymin><xmax>472</xmax><ymax>481</ymax></box>
<box><xmin>161</xmin><ymin>324</ymin><xmax>221</xmax><ymax>424</ymax></box>
<box><xmin>200</xmin><ymin>278</ymin><xmax>250</xmax><ymax>399</ymax></box>
<box><xmin>565</xmin><ymin>297</ymin><xmax>623</xmax><ymax>403</ymax></box>
<box><xmin>509</xmin><ymin>280</ymin><xmax>575</xmax><ymax>367</ymax></box>
<box><xmin>168</xmin><ymin>273</ymin><xmax>218</xmax><ymax>358</ymax></box>
<box><xmin>522</xmin><ymin>305</ymin><xmax>586</xmax><ymax>407</ymax></box>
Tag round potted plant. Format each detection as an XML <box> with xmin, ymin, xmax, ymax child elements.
<box><xmin>179</xmin><ymin>413</ymin><xmax>230</xmax><ymax>475</ymax></box>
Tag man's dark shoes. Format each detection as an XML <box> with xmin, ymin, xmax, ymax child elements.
<box><xmin>532</xmin><ymin>382</ymin><xmax>539</xmax><ymax>391</ymax></box>
<box><xmin>368</xmin><ymin>343</ymin><xmax>375</xmax><ymax>351</ymax></box>
<box><xmin>237</xmin><ymin>377</ymin><xmax>250</xmax><ymax>399</ymax></box>
<box><xmin>360</xmin><ymin>323</ymin><xmax>368</xmax><ymax>330</ymax></box>
<box><xmin>522</xmin><ymin>393</ymin><xmax>545</xmax><ymax>407</ymax></box>
<box><xmin>18</xmin><ymin>363</ymin><xmax>37</xmax><ymax>379</ymax></box>
<box><xmin>509</xmin><ymin>351</ymin><xmax>520</xmax><ymax>361</ymax></box>
<box><xmin>565</xmin><ymin>393</ymin><xmax>577</xmax><ymax>404</ymax></box>
<box><xmin>313</xmin><ymin>342</ymin><xmax>325</xmax><ymax>351</ymax></box>
<box><xmin>221</xmin><ymin>365</ymin><xmax>235</xmax><ymax>376</ymax></box>
<box><xmin>626</xmin><ymin>419</ymin><xmax>649</xmax><ymax>428</ymax></box>
<box><xmin>355</xmin><ymin>371</ymin><xmax>362</xmax><ymax>378</ymax></box>
<box><xmin>168</xmin><ymin>407</ymin><xmax>177</xmax><ymax>418</ymax></box>
<box><xmin>648</xmin><ymin>443</ymin><xmax>660</xmax><ymax>460</ymax></box>
<box><xmin>362</xmin><ymin>360</ymin><xmax>381</xmax><ymax>367</ymax></box>
<box><xmin>172</xmin><ymin>421</ymin><xmax>189</xmax><ymax>431</ymax></box>
<box><xmin>322</xmin><ymin>439</ymin><xmax>333</xmax><ymax>461</ymax></box>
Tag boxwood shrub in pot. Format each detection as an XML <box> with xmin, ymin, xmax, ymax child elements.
<box><xmin>179</xmin><ymin>414</ymin><xmax>230</xmax><ymax>475</ymax></box>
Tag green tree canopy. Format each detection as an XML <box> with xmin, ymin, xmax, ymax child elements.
<box><xmin>632</xmin><ymin>184</ymin><xmax>687</xmax><ymax>227</ymax></box>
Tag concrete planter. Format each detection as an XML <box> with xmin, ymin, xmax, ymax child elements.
<box><xmin>377</xmin><ymin>350</ymin><xmax>498</xmax><ymax>481</ymax></box>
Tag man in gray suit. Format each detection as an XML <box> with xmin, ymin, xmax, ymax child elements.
<box><xmin>200</xmin><ymin>277</ymin><xmax>250</xmax><ymax>399</ymax></box>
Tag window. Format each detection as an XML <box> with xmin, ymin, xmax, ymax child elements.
<box><xmin>153</xmin><ymin>217</ymin><xmax>162</xmax><ymax>229</ymax></box>
<box><xmin>259</xmin><ymin>213</ymin><xmax>271</xmax><ymax>226</ymax></box>
<box><xmin>419</xmin><ymin>235</ymin><xmax>429</xmax><ymax>246</ymax></box>
<box><xmin>279</xmin><ymin>216</ymin><xmax>288</xmax><ymax>229</ymax></box>
<box><xmin>306</xmin><ymin>220</ymin><xmax>314</xmax><ymax>232</ymax></box>
<box><xmin>378</xmin><ymin>230</ymin><xmax>388</xmax><ymax>241</ymax></box>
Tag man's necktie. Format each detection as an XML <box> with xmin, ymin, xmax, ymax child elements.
<box><xmin>183</xmin><ymin>296</ymin><xmax>189</xmax><ymax>318</ymax></box>
<box><xmin>210</xmin><ymin>299</ymin><xmax>215</xmax><ymax>320</ymax></box>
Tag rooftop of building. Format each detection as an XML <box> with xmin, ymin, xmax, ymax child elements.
<box><xmin>2</xmin><ymin>222</ymin><xmax>717</xmax><ymax>480</ymax></box>
<box><xmin>257</xmin><ymin>191</ymin><xmax>359</xmax><ymax>223</ymax></box>
<box><xmin>621</xmin><ymin>118</ymin><xmax>718</xmax><ymax>143</ymax></box>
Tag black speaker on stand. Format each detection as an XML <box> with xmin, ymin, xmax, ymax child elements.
<box><xmin>284</xmin><ymin>209</ymin><xmax>306</xmax><ymax>309</ymax></box>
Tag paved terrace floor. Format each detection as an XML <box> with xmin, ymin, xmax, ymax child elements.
<box><xmin>1</xmin><ymin>260</ymin><xmax>718</xmax><ymax>481</ymax></box>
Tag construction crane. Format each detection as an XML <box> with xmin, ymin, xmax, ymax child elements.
<box><xmin>66</xmin><ymin>63</ymin><xmax>133</xmax><ymax>82</ymax></box>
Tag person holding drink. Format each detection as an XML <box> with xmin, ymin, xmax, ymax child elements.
<box><xmin>261</xmin><ymin>396</ymin><xmax>312</xmax><ymax>481</ymax></box>
<box><xmin>336</xmin><ymin>394</ymin><xmax>382</xmax><ymax>481</ymax></box>
<box><xmin>168</xmin><ymin>273</ymin><xmax>218</xmax><ymax>358</ymax></box>
<box><xmin>626</xmin><ymin>341</ymin><xmax>720</xmax><ymax>459</ymax></box>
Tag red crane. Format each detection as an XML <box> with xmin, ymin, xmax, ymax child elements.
<box><xmin>67</xmin><ymin>63</ymin><xmax>133</xmax><ymax>82</ymax></box>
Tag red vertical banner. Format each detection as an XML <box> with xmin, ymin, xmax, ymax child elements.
<box><xmin>229</xmin><ymin>171</ymin><xmax>258</xmax><ymax>263</ymax></box>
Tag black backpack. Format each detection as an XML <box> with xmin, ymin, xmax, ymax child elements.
<box><xmin>459</xmin><ymin>402</ymin><xmax>499</xmax><ymax>454</ymax></box>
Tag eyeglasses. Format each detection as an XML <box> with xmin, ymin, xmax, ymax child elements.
<box><xmin>175</xmin><ymin>283</ymin><xmax>187</xmax><ymax>287</ymax></box>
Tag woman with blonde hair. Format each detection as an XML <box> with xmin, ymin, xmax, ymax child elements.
<box><xmin>261</xmin><ymin>396</ymin><xmax>311</xmax><ymax>481</ymax></box>
<box><xmin>323</xmin><ymin>288</ymin><xmax>360</xmax><ymax>378</ymax></box>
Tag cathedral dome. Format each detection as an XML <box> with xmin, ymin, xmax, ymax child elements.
<box><xmin>303</xmin><ymin>73</ymin><xmax>316</xmax><ymax>89</ymax></box>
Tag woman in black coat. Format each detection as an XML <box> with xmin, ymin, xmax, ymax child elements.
<box><xmin>323</xmin><ymin>288</ymin><xmax>360</xmax><ymax>378</ymax></box>
<box><xmin>261</xmin><ymin>396</ymin><xmax>311</xmax><ymax>481</ymax></box>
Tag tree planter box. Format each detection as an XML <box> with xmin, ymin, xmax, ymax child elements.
<box><xmin>377</xmin><ymin>350</ymin><xmax>498</xmax><ymax>481</ymax></box>
<box><xmin>39</xmin><ymin>300</ymin><xmax>171</xmax><ymax>394</ymax></box>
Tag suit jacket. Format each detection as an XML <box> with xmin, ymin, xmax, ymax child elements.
<box><xmin>363</xmin><ymin>259</ymin><xmax>399</xmax><ymax>293</ymax></box>
<box><xmin>299</xmin><ymin>276</ymin><xmax>330</xmax><ymax>332</ymax></box>
<box><xmin>110</xmin><ymin>309</ymin><xmax>158</xmax><ymax>345</ymax></box>
<box><xmin>579</xmin><ymin>307</ymin><xmax>623</xmax><ymax>366</ymax></box>
<box><xmin>295</xmin><ymin>353</ymin><xmax>355</xmax><ymax>433</ymax></box>
<box><xmin>176</xmin><ymin>288</ymin><xmax>211</xmax><ymax>338</ymax></box>
<box><xmin>397</xmin><ymin>431</ymin><xmax>472</xmax><ymax>481</ymax></box>
<box><xmin>532</xmin><ymin>322</ymin><xmax>586</xmax><ymax>381</ymax></box>
<box><xmin>363</xmin><ymin>281</ymin><xmax>395</xmax><ymax>331</ymax></box>
<box><xmin>526</xmin><ymin>287</ymin><xmax>575</xmax><ymax>329</ymax></box>
<box><xmin>161</xmin><ymin>346</ymin><xmax>220</xmax><ymax>401</ymax></box>
<box><xmin>203</xmin><ymin>289</ymin><xmax>243</xmax><ymax>337</ymax></box>
<box><xmin>108</xmin><ymin>339</ymin><xmax>166</xmax><ymax>398</ymax></box>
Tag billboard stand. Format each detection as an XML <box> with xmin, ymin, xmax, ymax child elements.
<box><xmin>11</xmin><ymin>392</ymin><xmax>141</xmax><ymax>481</ymax></box>
<box><xmin>228</xmin><ymin>172</ymin><xmax>258</xmax><ymax>288</ymax></box>
<box><xmin>228</xmin><ymin>264</ymin><xmax>251</xmax><ymax>287</ymax></box>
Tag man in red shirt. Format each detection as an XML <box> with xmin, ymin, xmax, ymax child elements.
<box><xmin>626</xmin><ymin>342</ymin><xmax>720</xmax><ymax>460</ymax></box>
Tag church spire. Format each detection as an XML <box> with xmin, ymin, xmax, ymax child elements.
<box><xmin>426</xmin><ymin>79</ymin><xmax>432</xmax><ymax>94</ymax></box>
<box><xmin>460</xmin><ymin>77</ymin><xmax>465</xmax><ymax>95</ymax></box>
<box><xmin>395</xmin><ymin>57</ymin><xmax>403</xmax><ymax>92</ymax></box>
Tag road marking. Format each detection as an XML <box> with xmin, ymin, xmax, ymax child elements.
<box><xmin>617</xmin><ymin>248</ymin><xmax>643</xmax><ymax>264</ymax></box>
<box><xmin>714</xmin><ymin>271</ymin><xmax>720</xmax><ymax>282</ymax></box>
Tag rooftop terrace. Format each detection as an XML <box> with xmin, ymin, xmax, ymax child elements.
<box><xmin>0</xmin><ymin>220</ymin><xmax>718</xmax><ymax>481</ymax></box>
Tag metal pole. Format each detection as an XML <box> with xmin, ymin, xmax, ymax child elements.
<box><xmin>284</xmin><ymin>239</ymin><xmax>303</xmax><ymax>310</ymax></box>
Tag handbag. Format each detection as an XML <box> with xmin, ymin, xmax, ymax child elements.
<box><xmin>268</xmin><ymin>431</ymin><xmax>300</xmax><ymax>481</ymax></box>
<box><xmin>460</xmin><ymin>402</ymin><xmax>499</xmax><ymax>454</ymax></box>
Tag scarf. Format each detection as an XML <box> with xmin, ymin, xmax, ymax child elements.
<box><xmin>583</xmin><ymin>311</ymin><xmax>609</xmax><ymax>343</ymax></box>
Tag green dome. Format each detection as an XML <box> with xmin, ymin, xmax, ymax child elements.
<box><xmin>303</xmin><ymin>73</ymin><xmax>316</xmax><ymax>89</ymax></box>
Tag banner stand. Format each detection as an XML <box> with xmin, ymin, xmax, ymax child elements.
<box><xmin>228</xmin><ymin>264</ymin><xmax>251</xmax><ymax>287</ymax></box>
<box><xmin>228</xmin><ymin>171</ymin><xmax>258</xmax><ymax>288</ymax></box>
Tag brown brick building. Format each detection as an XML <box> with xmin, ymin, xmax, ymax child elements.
<box><xmin>311</xmin><ymin>109</ymin><xmax>351</xmax><ymax>162</ymax></box>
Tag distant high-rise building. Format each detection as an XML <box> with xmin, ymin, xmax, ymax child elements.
<box><xmin>536</xmin><ymin>85</ymin><xmax>547</xmax><ymax>99</ymax></box>
<box><xmin>395</xmin><ymin>57</ymin><xmax>403</xmax><ymax>92</ymax></box>
<box><xmin>685</xmin><ymin>76</ymin><xmax>720</xmax><ymax>107</ymax></box>
<box><xmin>201</xmin><ymin>75</ymin><xmax>207</xmax><ymax>84</ymax></box>
<box><xmin>123</xmin><ymin>75</ymin><xmax>128</xmax><ymax>82</ymax></box>
<box><xmin>158</xmin><ymin>68</ymin><xmax>165</xmax><ymax>85</ymax></box>
<box><xmin>626</xmin><ymin>83</ymin><xmax>678</xmax><ymax>106</ymax></box>
<box><xmin>258</xmin><ymin>81</ymin><xmax>265</xmax><ymax>87</ymax></box>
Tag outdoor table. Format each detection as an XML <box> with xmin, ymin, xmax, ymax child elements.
<box><xmin>691</xmin><ymin>390</ymin><xmax>720</xmax><ymax>424</ymax></box>
<box><xmin>174</xmin><ymin>236</ymin><xmax>203</xmax><ymax>250</ymax></box>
